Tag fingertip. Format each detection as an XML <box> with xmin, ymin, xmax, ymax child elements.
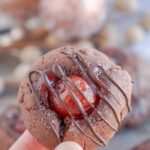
<box><xmin>55</xmin><ymin>141</ymin><xmax>83</xmax><ymax>150</ymax></box>
<box><xmin>9</xmin><ymin>130</ymin><xmax>48</xmax><ymax>150</ymax></box>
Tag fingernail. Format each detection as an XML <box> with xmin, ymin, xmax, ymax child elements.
<box><xmin>55</xmin><ymin>141</ymin><xmax>83</xmax><ymax>150</ymax></box>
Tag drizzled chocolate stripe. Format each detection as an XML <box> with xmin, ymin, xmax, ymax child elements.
<box><xmin>28</xmin><ymin>70</ymin><xmax>61</xmax><ymax>143</ymax></box>
<box><xmin>28</xmin><ymin>67</ymin><xmax>105</xmax><ymax>145</ymax></box>
<box><xmin>70</xmin><ymin>53</ymin><xmax>121</xmax><ymax>126</ymax></box>
<box><xmin>99</xmin><ymin>66</ymin><xmax>131</xmax><ymax>112</ymax></box>
<box><xmin>43</xmin><ymin>69</ymin><xmax>103</xmax><ymax>145</ymax></box>
<box><xmin>63</xmin><ymin>73</ymin><xmax>117</xmax><ymax>131</ymax></box>
<box><xmin>54</xmin><ymin>64</ymin><xmax>107</xmax><ymax>145</ymax></box>
<box><xmin>27</xmin><ymin>51</ymin><xmax>130</xmax><ymax>146</ymax></box>
<box><xmin>73</xmin><ymin>54</ymin><xmax>123</xmax><ymax>107</ymax></box>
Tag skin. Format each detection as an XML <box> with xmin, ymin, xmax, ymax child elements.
<box><xmin>9</xmin><ymin>130</ymin><xmax>48</xmax><ymax>150</ymax></box>
<box><xmin>9</xmin><ymin>130</ymin><xmax>83</xmax><ymax>150</ymax></box>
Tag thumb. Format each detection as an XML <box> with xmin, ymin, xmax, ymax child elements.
<box><xmin>10</xmin><ymin>130</ymin><xmax>83</xmax><ymax>150</ymax></box>
<box><xmin>55</xmin><ymin>141</ymin><xmax>83</xmax><ymax>150</ymax></box>
<box><xmin>9</xmin><ymin>130</ymin><xmax>48</xmax><ymax>150</ymax></box>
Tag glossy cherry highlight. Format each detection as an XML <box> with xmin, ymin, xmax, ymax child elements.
<box><xmin>40</xmin><ymin>72</ymin><xmax>97</xmax><ymax>119</ymax></box>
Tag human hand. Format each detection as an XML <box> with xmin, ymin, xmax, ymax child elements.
<box><xmin>9</xmin><ymin>130</ymin><xmax>83</xmax><ymax>150</ymax></box>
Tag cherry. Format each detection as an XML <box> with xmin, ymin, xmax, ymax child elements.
<box><xmin>39</xmin><ymin>72</ymin><xmax>58</xmax><ymax>107</ymax></box>
<box><xmin>39</xmin><ymin>72</ymin><xmax>97</xmax><ymax>119</ymax></box>
<box><xmin>52</xmin><ymin>75</ymin><xmax>97</xmax><ymax>118</ymax></box>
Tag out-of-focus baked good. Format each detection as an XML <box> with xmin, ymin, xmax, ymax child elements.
<box><xmin>0</xmin><ymin>0</ymin><xmax>39</xmax><ymax>21</ymax></box>
<box><xmin>131</xmin><ymin>140</ymin><xmax>150</xmax><ymax>150</ymax></box>
<box><xmin>141</xmin><ymin>13</ymin><xmax>150</xmax><ymax>31</ymax></box>
<box><xmin>0</xmin><ymin>105</ymin><xmax>25</xmax><ymax>150</ymax></box>
<box><xmin>40</xmin><ymin>0</ymin><xmax>107</xmax><ymax>40</ymax></box>
<box><xmin>115</xmin><ymin>0</ymin><xmax>139</xmax><ymax>13</ymax></box>
<box><xmin>102</xmin><ymin>48</ymin><xmax>150</xmax><ymax>127</ymax></box>
<box><xmin>125</xmin><ymin>25</ymin><xmax>144</xmax><ymax>44</ymax></box>
<box><xmin>0</xmin><ymin>26</ymin><xmax>48</xmax><ymax>54</ymax></box>
<box><xmin>93</xmin><ymin>23</ymin><xmax>120</xmax><ymax>48</ymax></box>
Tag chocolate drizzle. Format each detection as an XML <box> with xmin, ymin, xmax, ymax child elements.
<box><xmin>28</xmin><ymin>70</ymin><xmax>61</xmax><ymax>143</ymax></box>
<box><xmin>27</xmin><ymin>52</ymin><xmax>130</xmax><ymax>146</ymax></box>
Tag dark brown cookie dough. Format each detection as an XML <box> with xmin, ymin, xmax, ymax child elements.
<box><xmin>131</xmin><ymin>140</ymin><xmax>150</xmax><ymax>150</ymax></box>
<box><xmin>18</xmin><ymin>46</ymin><xmax>132</xmax><ymax>150</ymax></box>
<box><xmin>0</xmin><ymin>105</ymin><xmax>25</xmax><ymax>150</ymax></box>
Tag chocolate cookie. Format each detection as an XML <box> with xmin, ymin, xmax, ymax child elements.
<box><xmin>18</xmin><ymin>46</ymin><xmax>132</xmax><ymax>150</ymax></box>
<box><xmin>102</xmin><ymin>48</ymin><xmax>150</xmax><ymax>127</ymax></box>
<box><xmin>132</xmin><ymin>140</ymin><xmax>150</xmax><ymax>150</ymax></box>
<box><xmin>0</xmin><ymin>105</ymin><xmax>25</xmax><ymax>150</ymax></box>
<box><xmin>40</xmin><ymin>0</ymin><xmax>106</xmax><ymax>40</ymax></box>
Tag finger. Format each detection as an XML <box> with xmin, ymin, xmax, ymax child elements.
<box><xmin>55</xmin><ymin>141</ymin><xmax>83</xmax><ymax>150</ymax></box>
<box><xmin>9</xmin><ymin>130</ymin><xmax>48</xmax><ymax>150</ymax></box>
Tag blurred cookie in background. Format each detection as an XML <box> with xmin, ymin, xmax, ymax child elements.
<box><xmin>0</xmin><ymin>128</ymin><xmax>14</xmax><ymax>150</ymax></box>
<box><xmin>0</xmin><ymin>76</ymin><xmax>5</xmax><ymax>95</ymax></box>
<box><xmin>0</xmin><ymin>0</ymin><xmax>39</xmax><ymax>21</ymax></box>
<box><xmin>125</xmin><ymin>95</ymin><xmax>150</xmax><ymax>128</ymax></box>
<box><xmin>101</xmin><ymin>48</ymin><xmax>136</xmax><ymax>81</ymax></box>
<box><xmin>131</xmin><ymin>139</ymin><xmax>150</xmax><ymax>150</ymax></box>
<box><xmin>40</xmin><ymin>0</ymin><xmax>107</xmax><ymax>41</ymax></box>
<box><xmin>44</xmin><ymin>34</ymin><xmax>67</xmax><ymax>49</ymax></box>
<box><xmin>93</xmin><ymin>23</ymin><xmax>121</xmax><ymax>49</ymax></box>
<box><xmin>115</xmin><ymin>0</ymin><xmax>139</xmax><ymax>13</ymax></box>
<box><xmin>75</xmin><ymin>40</ymin><xmax>95</xmax><ymax>49</ymax></box>
<box><xmin>102</xmin><ymin>48</ymin><xmax>150</xmax><ymax>128</ymax></box>
<box><xmin>141</xmin><ymin>13</ymin><xmax>150</xmax><ymax>31</ymax></box>
<box><xmin>125</xmin><ymin>57</ymin><xmax>150</xmax><ymax>127</ymax></box>
<box><xmin>3</xmin><ymin>64</ymin><xmax>31</xmax><ymax>90</ymax></box>
<box><xmin>19</xmin><ymin>45</ymin><xmax>42</xmax><ymax>64</ymax></box>
<box><xmin>0</xmin><ymin>105</ymin><xmax>25</xmax><ymax>150</ymax></box>
<box><xmin>0</xmin><ymin>25</ymin><xmax>48</xmax><ymax>55</ymax></box>
<box><xmin>125</xmin><ymin>25</ymin><xmax>145</xmax><ymax>44</ymax></box>
<box><xmin>12</xmin><ymin>63</ymin><xmax>30</xmax><ymax>84</ymax></box>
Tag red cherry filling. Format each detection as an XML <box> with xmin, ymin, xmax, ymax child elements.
<box><xmin>53</xmin><ymin>75</ymin><xmax>97</xmax><ymax>118</ymax></box>
<box><xmin>40</xmin><ymin>72</ymin><xmax>97</xmax><ymax>119</ymax></box>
